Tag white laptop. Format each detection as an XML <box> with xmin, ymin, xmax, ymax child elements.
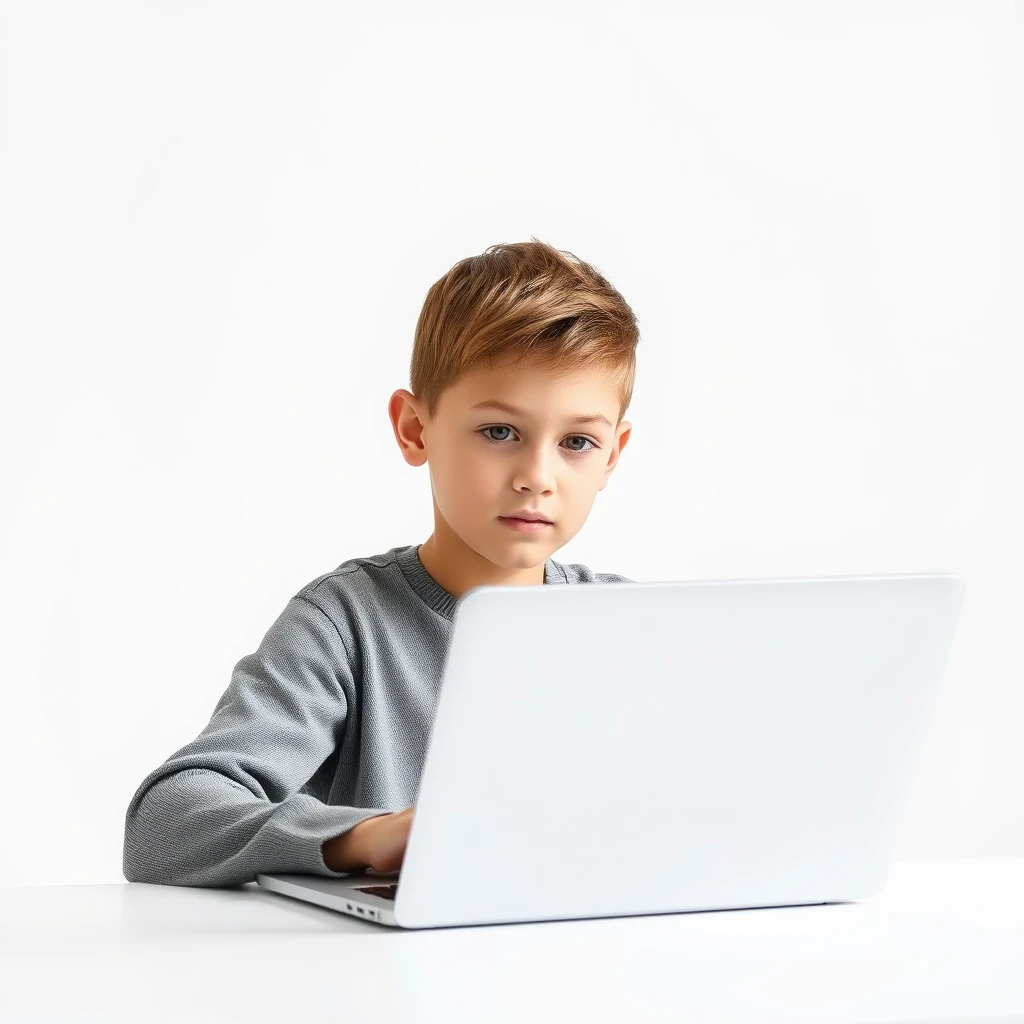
<box><xmin>256</xmin><ymin>570</ymin><xmax>966</xmax><ymax>929</ymax></box>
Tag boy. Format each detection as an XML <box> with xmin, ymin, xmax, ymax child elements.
<box><xmin>122</xmin><ymin>237</ymin><xmax>639</xmax><ymax>887</ymax></box>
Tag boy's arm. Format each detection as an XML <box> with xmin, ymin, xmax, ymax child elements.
<box><xmin>122</xmin><ymin>594</ymin><xmax>390</xmax><ymax>888</ymax></box>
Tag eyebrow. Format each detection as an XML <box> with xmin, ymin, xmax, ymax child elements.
<box><xmin>469</xmin><ymin>400</ymin><xmax>613</xmax><ymax>429</ymax></box>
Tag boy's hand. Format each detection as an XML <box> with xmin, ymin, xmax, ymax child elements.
<box><xmin>355</xmin><ymin>806</ymin><xmax>415</xmax><ymax>872</ymax></box>
<box><xmin>323</xmin><ymin>806</ymin><xmax>415</xmax><ymax>873</ymax></box>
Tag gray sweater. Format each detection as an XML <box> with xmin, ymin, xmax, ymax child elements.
<box><xmin>123</xmin><ymin>542</ymin><xmax>632</xmax><ymax>887</ymax></box>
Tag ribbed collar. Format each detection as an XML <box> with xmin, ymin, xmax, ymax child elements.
<box><xmin>394</xmin><ymin>542</ymin><xmax>567</xmax><ymax>621</ymax></box>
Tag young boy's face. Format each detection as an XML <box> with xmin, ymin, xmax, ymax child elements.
<box><xmin>390</xmin><ymin>354</ymin><xmax>632</xmax><ymax>576</ymax></box>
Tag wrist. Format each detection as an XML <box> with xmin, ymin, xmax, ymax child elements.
<box><xmin>322</xmin><ymin>814</ymin><xmax>385</xmax><ymax>872</ymax></box>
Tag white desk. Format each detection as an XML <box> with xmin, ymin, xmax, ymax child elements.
<box><xmin>1</xmin><ymin>858</ymin><xmax>1022</xmax><ymax>1023</ymax></box>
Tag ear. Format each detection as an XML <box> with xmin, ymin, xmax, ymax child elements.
<box><xmin>389</xmin><ymin>389</ymin><xmax>429</xmax><ymax>467</ymax></box>
<box><xmin>599</xmin><ymin>420</ymin><xmax>632</xmax><ymax>490</ymax></box>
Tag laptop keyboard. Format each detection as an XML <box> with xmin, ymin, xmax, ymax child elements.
<box><xmin>353</xmin><ymin>883</ymin><xmax>398</xmax><ymax>900</ymax></box>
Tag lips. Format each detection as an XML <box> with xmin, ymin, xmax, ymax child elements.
<box><xmin>498</xmin><ymin>515</ymin><xmax>554</xmax><ymax>532</ymax></box>
<box><xmin>502</xmin><ymin>511</ymin><xmax>553</xmax><ymax>523</ymax></box>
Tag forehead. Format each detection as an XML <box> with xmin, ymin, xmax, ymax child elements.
<box><xmin>441</xmin><ymin>358</ymin><xmax>619</xmax><ymax>428</ymax></box>
<box><xmin>452</xmin><ymin>355</ymin><xmax>618</xmax><ymax>404</ymax></box>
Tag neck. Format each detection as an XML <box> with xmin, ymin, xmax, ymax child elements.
<box><xmin>417</xmin><ymin>528</ymin><xmax>546</xmax><ymax>600</ymax></box>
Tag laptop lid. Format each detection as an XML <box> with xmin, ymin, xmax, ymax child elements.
<box><xmin>392</xmin><ymin>572</ymin><xmax>966</xmax><ymax>929</ymax></box>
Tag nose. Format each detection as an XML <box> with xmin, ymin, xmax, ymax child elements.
<box><xmin>513</xmin><ymin>445</ymin><xmax>556</xmax><ymax>495</ymax></box>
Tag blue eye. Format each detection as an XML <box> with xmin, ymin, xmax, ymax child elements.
<box><xmin>482</xmin><ymin>426</ymin><xmax>514</xmax><ymax>443</ymax></box>
<box><xmin>478</xmin><ymin>426</ymin><xmax>598</xmax><ymax>455</ymax></box>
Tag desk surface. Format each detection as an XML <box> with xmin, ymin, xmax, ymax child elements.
<box><xmin>2</xmin><ymin>858</ymin><xmax>1022</xmax><ymax>1023</ymax></box>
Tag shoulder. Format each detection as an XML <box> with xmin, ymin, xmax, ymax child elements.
<box><xmin>547</xmin><ymin>557</ymin><xmax>633</xmax><ymax>585</ymax></box>
<box><xmin>229</xmin><ymin>548</ymin><xmax>420</xmax><ymax>693</ymax></box>
<box><xmin>282</xmin><ymin>545</ymin><xmax>421</xmax><ymax>650</ymax></box>
<box><xmin>293</xmin><ymin>544</ymin><xmax>414</xmax><ymax>613</ymax></box>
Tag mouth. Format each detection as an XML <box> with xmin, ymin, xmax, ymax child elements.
<box><xmin>498</xmin><ymin>515</ymin><xmax>554</xmax><ymax>532</ymax></box>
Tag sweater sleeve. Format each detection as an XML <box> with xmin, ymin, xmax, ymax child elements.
<box><xmin>122</xmin><ymin>594</ymin><xmax>391</xmax><ymax>888</ymax></box>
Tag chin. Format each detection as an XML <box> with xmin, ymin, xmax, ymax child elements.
<box><xmin>500</xmin><ymin>542</ymin><xmax>556</xmax><ymax>568</ymax></box>
<box><xmin>479</xmin><ymin>532</ymin><xmax>551</xmax><ymax>567</ymax></box>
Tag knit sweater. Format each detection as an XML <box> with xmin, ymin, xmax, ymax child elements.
<box><xmin>122</xmin><ymin>542</ymin><xmax>632</xmax><ymax>887</ymax></box>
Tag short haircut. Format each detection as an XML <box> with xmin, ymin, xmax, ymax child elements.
<box><xmin>410</xmin><ymin>237</ymin><xmax>640</xmax><ymax>425</ymax></box>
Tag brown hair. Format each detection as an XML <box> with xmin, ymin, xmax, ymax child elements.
<box><xmin>410</xmin><ymin>237</ymin><xmax>640</xmax><ymax>424</ymax></box>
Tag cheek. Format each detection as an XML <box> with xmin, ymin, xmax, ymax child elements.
<box><xmin>461</xmin><ymin>451</ymin><xmax>501</xmax><ymax>490</ymax></box>
<box><xmin>443</xmin><ymin>443</ymin><xmax>493</xmax><ymax>489</ymax></box>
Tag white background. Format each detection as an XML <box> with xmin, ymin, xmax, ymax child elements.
<box><xmin>0</xmin><ymin>0</ymin><xmax>1021</xmax><ymax>886</ymax></box>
